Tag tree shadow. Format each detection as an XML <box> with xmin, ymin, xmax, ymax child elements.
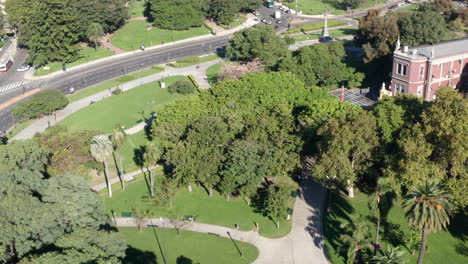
<box><xmin>455</xmin><ymin>243</ymin><xmax>468</xmax><ymax>257</ymax></box>
<box><xmin>381</xmin><ymin>220</ymin><xmax>405</xmax><ymax>247</ymax></box>
<box><xmin>133</xmin><ymin>145</ymin><xmax>146</xmax><ymax>169</ymax></box>
<box><xmin>123</xmin><ymin>246</ymin><xmax>158</xmax><ymax>264</ymax></box>
<box><xmin>447</xmin><ymin>213</ymin><xmax>467</xmax><ymax>242</ymax></box>
<box><xmin>380</xmin><ymin>191</ymin><xmax>396</xmax><ymax>219</ymax></box>
<box><xmin>226</xmin><ymin>231</ymin><xmax>243</xmax><ymax>257</ymax></box>
<box><xmin>176</xmin><ymin>255</ymin><xmax>197</xmax><ymax>264</ymax></box>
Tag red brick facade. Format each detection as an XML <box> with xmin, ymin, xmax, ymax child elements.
<box><xmin>390</xmin><ymin>39</ymin><xmax>468</xmax><ymax>101</ymax></box>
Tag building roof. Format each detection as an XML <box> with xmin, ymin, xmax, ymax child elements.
<box><xmin>395</xmin><ymin>38</ymin><xmax>468</xmax><ymax>60</ymax></box>
<box><xmin>329</xmin><ymin>88</ymin><xmax>376</xmax><ymax>108</ymax></box>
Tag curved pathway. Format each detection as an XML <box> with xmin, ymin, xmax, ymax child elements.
<box><xmin>114</xmin><ymin>177</ymin><xmax>328</xmax><ymax>264</ymax></box>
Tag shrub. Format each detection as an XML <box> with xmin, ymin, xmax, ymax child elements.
<box><xmin>151</xmin><ymin>65</ymin><xmax>165</xmax><ymax>71</ymax></box>
<box><xmin>168</xmin><ymin>80</ymin><xmax>196</xmax><ymax>94</ymax></box>
<box><xmin>187</xmin><ymin>75</ymin><xmax>199</xmax><ymax>88</ymax></box>
<box><xmin>116</xmin><ymin>75</ymin><xmax>136</xmax><ymax>83</ymax></box>
<box><xmin>176</xmin><ymin>56</ymin><xmax>200</xmax><ymax>63</ymax></box>
<box><xmin>12</xmin><ymin>89</ymin><xmax>68</xmax><ymax>122</ymax></box>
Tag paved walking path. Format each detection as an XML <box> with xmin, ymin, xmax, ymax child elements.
<box><xmin>12</xmin><ymin>59</ymin><xmax>222</xmax><ymax>140</ymax></box>
<box><xmin>114</xmin><ymin>178</ymin><xmax>328</xmax><ymax>264</ymax></box>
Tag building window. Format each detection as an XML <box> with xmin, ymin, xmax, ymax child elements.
<box><xmin>417</xmin><ymin>86</ymin><xmax>423</xmax><ymax>98</ymax></box>
<box><xmin>395</xmin><ymin>83</ymin><xmax>406</xmax><ymax>94</ymax></box>
<box><xmin>419</xmin><ymin>66</ymin><xmax>424</xmax><ymax>78</ymax></box>
<box><xmin>396</xmin><ymin>62</ymin><xmax>408</xmax><ymax>76</ymax></box>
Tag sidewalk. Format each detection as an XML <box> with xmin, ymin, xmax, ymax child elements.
<box><xmin>289</xmin><ymin>35</ymin><xmax>354</xmax><ymax>50</ymax></box>
<box><xmin>91</xmin><ymin>165</ymin><xmax>160</xmax><ymax>192</ymax></box>
<box><xmin>13</xmin><ymin>59</ymin><xmax>222</xmax><ymax>140</ymax></box>
<box><xmin>113</xmin><ymin>177</ymin><xmax>328</xmax><ymax>264</ymax></box>
<box><xmin>25</xmin><ymin>14</ymin><xmax>257</xmax><ymax>81</ymax></box>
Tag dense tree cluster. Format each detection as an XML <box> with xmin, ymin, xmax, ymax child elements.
<box><xmin>147</xmin><ymin>0</ymin><xmax>204</xmax><ymax>30</ymax></box>
<box><xmin>151</xmin><ymin>72</ymin><xmax>345</xmax><ymax>204</ymax></box>
<box><xmin>203</xmin><ymin>0</ymin><xmax>261</xmax><ymax>25</ymax></box>
<box><xmin>0</xmin><ymin>140</ymin><xmax>126</xmax><ymax>263</ymax></box>
<box><xmin>226</xmin><ymin>25</ymin><xmax>288</xmax><ymax>66</ymax></box>
<box><xmin>6</xmin><ymin>0</ymin><xmax>127</xmax><ymax>65</ymax></box>
<box><xmin>11</xmin><ymin>89</ymin><xmax>69</xmax><ymax>122</ymax></box>
<box><xmin>355</xmin><ymin>7</ymin><xmax>449</xmax><ymax>61</ymax></box>
<box><xmin>279</xmin><ymin>41</ymin><xmax>364</xmax><ymax>88</ymax></box>
<box><xmin>311</xmin><ymin>87</ymin><xmax>468</xmax><ymax>211</ymax></box>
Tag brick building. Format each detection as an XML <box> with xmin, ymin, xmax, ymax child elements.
<box><xmin>390</xmin><ymin>38</ymin><xmax>468</xmax><ymax>101</ymax></box>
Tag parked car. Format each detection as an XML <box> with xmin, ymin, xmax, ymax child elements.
<box><xmin>277</xmin><ymin>20</ymin><xmax>282</xmax><ymax>24</ymax></box>
<box><xmin>267</xmin><ymin>20</ymin><xmax>272</xmax><ymax>25</ymax></box>
<box><xmin>397</xmin><ymin>2</ymin><xmax>406</xmax><ymax>7</ymax></box>
<box><xmin>16</xmin><ymin>63</ymin><xmax>30</xmax><ymax>72</ymax></box>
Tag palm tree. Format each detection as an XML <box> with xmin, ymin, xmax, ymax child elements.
<box><xmin>112</xmin><ymin>125</ymin><xmax>127</xmax><ymax>190</ymax></box>
<box><xmin>86</xmin><ymin>22</ymin><xmax>104</xmax><ymax>51</ymax></box>
<box><xmin>403</xmin><ymin>180</ymin><xmax>453</xmax><ymax>264</ymax></box>
<box><xmin>369</xmin><ymin>177</ymin><xmax>392</xmax><ymax>252</ymax></box>
<box><xmin>90</xmin><ymin>135</ymin><xmax>114</xmax><ymax>197</ymax></box>
<box><xmin>371</xmin><ymin>246</ymin><xmax>407</xmax><ymax>264</ymax></box>
<box><xmin>340</xmin><ymin>215</ymin><xmax>372</xmax><ymax>264</ymax></box>
<box><xmin>143</xmin><ymin>141</ymin><xmax>162</xmax><ymax>197</ymax></box>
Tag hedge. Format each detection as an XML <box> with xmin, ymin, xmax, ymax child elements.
<box><xmin>12</xmin><ymin>89</ymin><xmax>69</xmax><ymax>122</ymax></box>
<box><xmin>176</xmin><ymin>56</ymin><xmax>200</xmax><ymax>63</ymax></box>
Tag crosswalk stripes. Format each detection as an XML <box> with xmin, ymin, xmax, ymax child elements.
<box><xmin>0</xmin><ymin>80</ymin><xmax>34</xmax><ymax>93</ymax></box>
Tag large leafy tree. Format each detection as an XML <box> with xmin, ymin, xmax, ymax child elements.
<box><xmin>403</xmin><ymin>180</ymin><xmax>453</xmax><ymax>264</ymax></box>
<box><xmin>144</xmin><ymin>141</ymin><xmax>163</xmax><ymax>197</ymax></box>
<box><xmin>27</xmin><ymin>0</ymin><xmax>80</xmax><ymax>66</ymax></box>
<box><xmin>86</xmin><ymin>22</ymin><xmax>104</xmax><ymax>50</ymax></box>
<box><xmin>90</xmin><ymin>135</ymin><xmax>114</xmax><ymax>197</ymax></box>
<box><xmin>0</xmin><ymin>140</ymin><xmax>126</xmax><ymax>263</ymax></box>
<box><xmin>264</xmin><ymin>183</ymin><xmax>293</xmax><ymax>229</ymax></box>
<box><xmin>279</xmin><ymin>42</ymin><xmax>364</xmax><ymax>88</ymax></box>
<box><xmin>204</xmin><ymin>0</ymin><xmax>261</xmax><ymax>25</ymax></box>
<box><xmin>420</xmin><ymin>87</ymin><xmax>468</xmax><ymax>208</ymax></box>
<box><xmin>148</xmin><ymin>0</ymin><xmax>204</xmax><ymax>30</ymax></box>
<box><xmin>312</xmin><ymin>111</ymin><xmax>378</xmax><ymax>197</ymax></box>
<box><xmin>398</xmin><ymin>10</ymin><xmax>448</xmax><ymax>46</ymax></box>
<box><xmin>226</xmin><ymin>25</ymin><xmax>288</xmax><ymax>66</ymax></box>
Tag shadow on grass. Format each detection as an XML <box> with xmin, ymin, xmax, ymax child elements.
<box><xmin>226</xmin><ymin>231</ymin><xmax>243</xmax><ymax>257</ymax></box>
<box><xmin>322</xmin><ymin>188</ymin><xmax>354</xmax><ymax>259</ymax></box>
<box><xmin>176</xmin><ymin>255</ymin><xmax>195</xmax><ymax>264</ymax></box>
<box><xmin>123</xmin><ymin>246</ymin><xmax>158</xmax><ymax>264</ymax></box>
<box><xmin>381</xmin><ymin>220</ymin><xmax>405</xmax><ymax>247</ymax></box>
<box><xmin>150</xmin><ymin>226</ymin><xmax>167</xmax><ymax>264</ymax></box>
<box><xmin>447</xmin><ymin>214</ymin><xmax>467</xmax><ymax>242</ymax></box>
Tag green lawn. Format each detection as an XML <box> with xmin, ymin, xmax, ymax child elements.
<box><xmin>283</xmin><ymin>20</ymin><xmax>348</xmax><ymax>35</ymax></box>
<box><xmin>34</xmin><ymin>47</ymin><xmax>115</xmax><ymax>76</ymax></box>
<box><xmin>118</xmin><ymin>130</ymin><xmax>151</xmax><ymax>172</ymax></box>
<box><xmin>292</xmin><ymin>28</ymin><xmax>358</xmax><ymax>42</ymax></box>
<box><xmin>104</xmin><ymin>177</ymin><xmax>294</xmax><ymax>238</ymax></box>
<box><xmin>129</xmin><ymin>0</ymin><xmax>146</xmax><ymax>18</ymax></box>
<box><xmin>120</xmin><ymin>227</ymin><xmax>259</xmax><ymax>264</ymax></box>
<box><xmin>59</xmin><ymin>76</ymin><xmax>189</xmax><ymax>133</ymax></box>
<box><xmin>111</xmin><ymin>20</ymin><xmax>210</xmax><ymax>51</ymax></box>
<box><xmin>397</xmin><ymin>3</ymin><xmax>421</xmax><ymax>13</ymax></box>
<box><xmin>324</xmin><ymin>190</ymin><xmax>468</xmax><ymax>264</ymax></box>
<box><xmin>167</xmin><ymin>53</ymin><xmax>223</xmax><ymax>68</ymax></box>
<box><xmin>206</xmin><ymin>62</ymin><xmax>225</xmax><ymax>84</ymax></box>
<box><xmin>67</xmin><ymin>66</ymin><xmax>165</xmax><ymax>103</ymax></box>
<box><xmin>285</xmin><ymin>0</ymin><xmax>387</xmax><ymax>15</ymax></box>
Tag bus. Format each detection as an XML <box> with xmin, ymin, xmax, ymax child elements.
<box><xmin>0</xmin><ymin>57</ymin><xmax>14</xmax><ymax>72</ymax></box>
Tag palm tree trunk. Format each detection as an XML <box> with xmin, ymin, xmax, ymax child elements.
<box><xmin>417</xmin><ymin>228</ymin><xmax>428</xmax><ymax>264</ymax></box>
<box><xmin>209</xmin><ymin>187</ymin><xmax>213</xmax><ymax>197</ymax></box>
<box><xmin>188</xmin><ymin>183</ymin><xmax>192</xmax><ymax>192</ymax></box>
<box><xmin>150</xmin><ymin>169</ymin><xmax>155</xmax><ymax>198</ymax></box>
<box><xmin>119</xmin><ymin>150</ymin><xmax>125</xmax><ymax>190</ymax></box>
<box><xmin>347</xmin><ymin>179</ymin><xmax>354</xmax><ymax>198</ymax></box>
<box><xmin>104</xmin><ymin>162</ymin><xmax>112</xmax><ymax>197</ymax></box>
<box><xmin>374</xmin><ymin>218</ymin><xmax>380</xmax><ymax>255</ymax></box>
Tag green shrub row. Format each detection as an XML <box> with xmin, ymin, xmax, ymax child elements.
<box><xmin>283</xmin><ymin>21</ymin><xmax>347</xmax><ymax>34</ymax></box>
<box><xmin>12</xmin><ymin>89</ymin><xmax>69</xmax><ymax>122</ymax></box>
<box><xmin>176</xmin><ymin>56</ymin><xmax>200</xmax><ymax>63</ymax></box>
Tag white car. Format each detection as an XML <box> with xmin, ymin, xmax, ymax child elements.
<box><xmin>16</xmin><ymin>64</ymin><xmax>30</xmax><ymax>72</ymax></box>
<box><xmin>277</xmin><ymin>20</ymin><xmax>282</xmax><ymax>24</ymax></box>
<box><xmin>267</xmin><ymin>21</ymin><xmax>272</xmax><ymax>25</ymax></box>
<box><xmin>261</xmin><ymin>19</ymin><xmax>267</xmax><ymax>23</ymax></box>
<box><xmin>397</xmin><ymin>2</ymin><xmax>406</xmax><ymax>7</ymax></box>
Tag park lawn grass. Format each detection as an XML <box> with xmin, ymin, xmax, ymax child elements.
<box><xmin>398</xmin><ymin>3</ymin><xmax>421</xmax><ymax>13</ymax></box>
<box><xmin>120</xmin><ymin>227</ymin><xmax>259</xmax><ymax>264</ymax></box>
<box><xmin>104</xmin><ymin>177</ymin><xmax>295</xmax><ymax>238</ymax></box>
<box><xmin>206</xmin><ymin>62</ymin><xmax>225</xmax><ymax>84</ymax></box>
<box><xmin>34</xmin><ymin>47</ymin><xmax>115</xmax><ymax>76</ymax></box>
<box><xmin>111</xmin><ymin>20</ymin><xmax>210</xmax><ymax>51</ymax></box>
<box><xmin>168</xmin><ymin>53</ymin><xmax>223</xmax><ymax>68</ymax></box>
<box><xmin>284</xmin><ymin>0</ymin><xmax>387</xmax><ymax>15</ymax></box>
<box><xmin>292</xmin><ymin>28</ymin><xmax>358</xmax><ymax>42</ymax></box>
<box><xmin>118</xmin><ymin>130</ymin><xmax>151</xmax><ymax>172</ymax></box>
<box><xmin>59</xmin><ymin>76</ymin><xmax>189</xmax><ymax>133</ymax></box>
<box><xmin>129</xmin><ymin>0</ymin><xmax>146</xmax><ymax>18</ymax></box>
<box><xmin>324</xmin><ymin>190</ymin><xmax>468</xmax><ymax>264</ymax></box>
<box><xmin>67</xmin><ymin>66</ymin><xmax>165</xmax><ymax>103</ymax></box>
<box><xmin>284</xmin><ymin>20</ymin><xmax>348</xmax><ymax>34</ymax></box>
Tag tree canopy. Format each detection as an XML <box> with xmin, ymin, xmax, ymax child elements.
<box><xmin>148</xmin><ymin>0</ymin><xmax>204</xmax><ymax>30</ymax></box>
